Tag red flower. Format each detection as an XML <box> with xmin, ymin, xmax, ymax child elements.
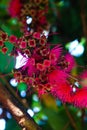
<box><xmin>45</xmin><ymin>83</ymin><xmax>52</xmax><ymax>91</ymax></box>
<box><xmin>43</xmin><ymin>60</ymin><xmax>51</xmax><ymax>68</ymax></box>
<box><xmin>50</xmin><ymin>45</ymin><xmax>62</xmax><ymax>65</ymax></box>
<box><xmin>73</xmin><ymin>87</ymin><xmax>87</xmax><ymax>108</ymax></box>
<box><xmin>51</xmin><ymin>83</ymin><xmax>73</xmax><ymax>103</ymax></box>
<box><xmin>39</xmin><ymin>38</ymin><xmax>46</xmax><ymax>46</ymax></box>
<box><xmin>39</xmin><ymin>16</ymin><xmax>47</xmax><ymax>25</ymax></box>
<box><xmin>4</xmin><ymin>31</ymin><xmax>87</xmax><ymax>108</ymax></box>
<box><xmin>36</xmin><ymin>84</ymin><xmax>46</xmax><ymax>96</ymax></box>
<box><xmin>23</xmin><ymin>49</ymin><xmax>31</xmax><ymax>56</ymax></box>
<box><xmin>8</xmin><ymin>0</ymin><xmax>22</xmax><ymax>17</ymax></box>
<box><xmin>1</xmin><ymin>47</ymin><xmax>8</xmax><ymax>54</ymax></box>
<box><xmin>33</xmin><ymin>32</ymin><xmax>40</xmax><ymax>39</ymax></box>
<box><xmin>14</xmin><ymin>71</ymin><xmax>22</xmax><ymax>82</ymax></box>
<box><xmin>28</xmin><ymin>39</ymin><xmax>36</xmax><ymax>47</ymax></box>
<box><xmin>48</xmin><ymin>69</ymin><xmax>74</xmax><ymax>103</ymax></box>
<box><xmin>23</xmin><ymin>58</ymin><xmax>36</xmax><ymax>76</ymax></box>
<box><xmin>1</xmin><ymin>33</ymin><xmax>8</xmax><ymax>41</ymax></box>
<box><xmin>0</xmin><ymin>40</ymin><xmax>4</xmax><ymax>47</ymax></box>
<box><xmin>20</xmin><ymin>41</ymin><xmax>27</xmax><ymax>49</ymax></box>
<box><xmin>40</xmin><ymin>48</ymin><xmax>49</xmax><ymax>56</ymax></box>
<box><xmin>64</xmin><ymin>53</ymin><xmax>76</xmax><ymax>72</ymax></box>
<box><xmin>36</xmin><ymin>63</ymin><xmax>45</xmax><ymax>71</ymax></box>
<box><xmin>48</xmin><ymin>69</ymin><xmax>68</xmax><ymax>84</ymax></box>
<box><xmin>48</xmin><ymin>70</ymin><xmax>87</xmax><ymax>108</ymax></box>
<box><xmin>9</xmin><ymin>35</ymin><xmax>17</xmax><ymax>43</ymax></box>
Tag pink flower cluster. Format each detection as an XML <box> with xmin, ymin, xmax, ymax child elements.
<box><xmin>1</xmin><ymin>31</ymin><xmax>87</xmax><ymax>108</ymax></box>
<box><xmin>5</xmin><ymin>0</ymin><xmax>87</xmax><ymax>109</ymax></box>
<box><xmin>8</xmin><ymin>0</ymin><xmax>49</xmax><ymax>33</ymax></box>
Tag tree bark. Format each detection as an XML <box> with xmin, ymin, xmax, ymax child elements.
<box><xmin>0</xmin><ymin>82</ymin><xmax>41</xmax><ymax>130</ymax></box>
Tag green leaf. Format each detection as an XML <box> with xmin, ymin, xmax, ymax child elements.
<box><xmin>43</xmin><ymin>108</ymin><xmax>73</xmax><ymax>130</ymax></box>
<box><xmin>6</xmin><ymin>118</ymin><xmax>21</xmax><ymax>130</ymax></box>
<box><xmin>0</xmin><ymin>52</ymin><xmax>15</xmax><ymax>73</ymax></box>
<box><xmin>4</xmin><ymin>41</ymin><xmax>14</xmax><ymax>54</ymax></box>
<box><xmin>1</xmin><ymin>24</ymin><xmax>12</xmax><ymax>36</ymax></box>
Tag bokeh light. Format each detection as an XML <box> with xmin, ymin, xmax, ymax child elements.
<box><xmin>0</xmin><ymin>119</ymin><xmax>6</xmax><ymax>130</ymax></box>
<box><xmin>10</xmin><ymin>78</ymin><xmax>18</xmax><ymax>87</ymax></box>
<box><xmin>27</xmin><ymin>109</ymin><xmax>34</xmax><ymax>117</ymax></box>
<box><xmin>69</xmin><ymin>40</ymin><xmax>84</xmax><ymax>57</ymax></box>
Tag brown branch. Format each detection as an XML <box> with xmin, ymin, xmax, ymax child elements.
<box><xmin>81</xmin><ymin>109</ymin><xmax>85</xmax><ymax>128</ymax></box>
<box><xmin>62</xmin><ymin>122</ymin><xmax>70</xmax><ymax>130</ymax></box>
<box><xmin>63</xmin><ymin>104</ymin><xmax>78</xmax><ymax>130</ymax></box>
<box><xmin>1</xmin><ymin>76</ymin><xmax>29</xmax><ymax>109</ymax></box>
<box><xmin>80</xmin><ymin>0</ymin><xmax>87</xmax><ymax>39</ymax></box>
<box><xmin>0</xmin><ymin>82</ymin><xmax>41</xmax><ymax>130</ymax></box>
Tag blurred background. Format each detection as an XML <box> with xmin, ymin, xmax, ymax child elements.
<box><xmin>0</xmin><ymin>0</ymin><xmax>87</xmax><ymax>130</ymax></box>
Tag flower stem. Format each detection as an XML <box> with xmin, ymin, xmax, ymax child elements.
<box><xmin>64</xmin><ymin>104</ymin><xmax>78</xmax><ymax>130</ymax></box>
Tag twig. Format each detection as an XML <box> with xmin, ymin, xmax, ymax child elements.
<box><xmin>62</xmin><ymin>121</ymin><xmax>70</xmax><ymax>130</ymax></box>
<box><xmin>63</xmin><ymin>104</ymin><xmax>78</xmax><ymax>130</ymax></box>
<box><xmin>81</xmin><ymin>109</ymin><xmax>85</xmax><ymax>128</ymax></box>
<box><xmin>80</xmin><ymin>0</ymin><xmax>87</xmax><ymax>39</ymax></box>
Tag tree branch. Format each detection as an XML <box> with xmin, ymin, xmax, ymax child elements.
<box><xmin>0</xmin><ymin>82</ymin><xmax>41</xmax><ymax>130</ymax></box>
<box><xmin>80</xmin><ymin>0</ymin><xmax>87</xmax><ymax>39</ymax></box>
<box><xmin>63</xmin><ymin>104</ymin><xmax>78</xmax><ymax>130</ymax></box>
<box><xmin>62</xmin><ymin>122</ymin><xmax>70</xmax><ymax>130</ymax></box>
<box><xmin>1</xmin><ymin>76</ymin><xmax>29</xmax><ymax>109</ymax></box>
